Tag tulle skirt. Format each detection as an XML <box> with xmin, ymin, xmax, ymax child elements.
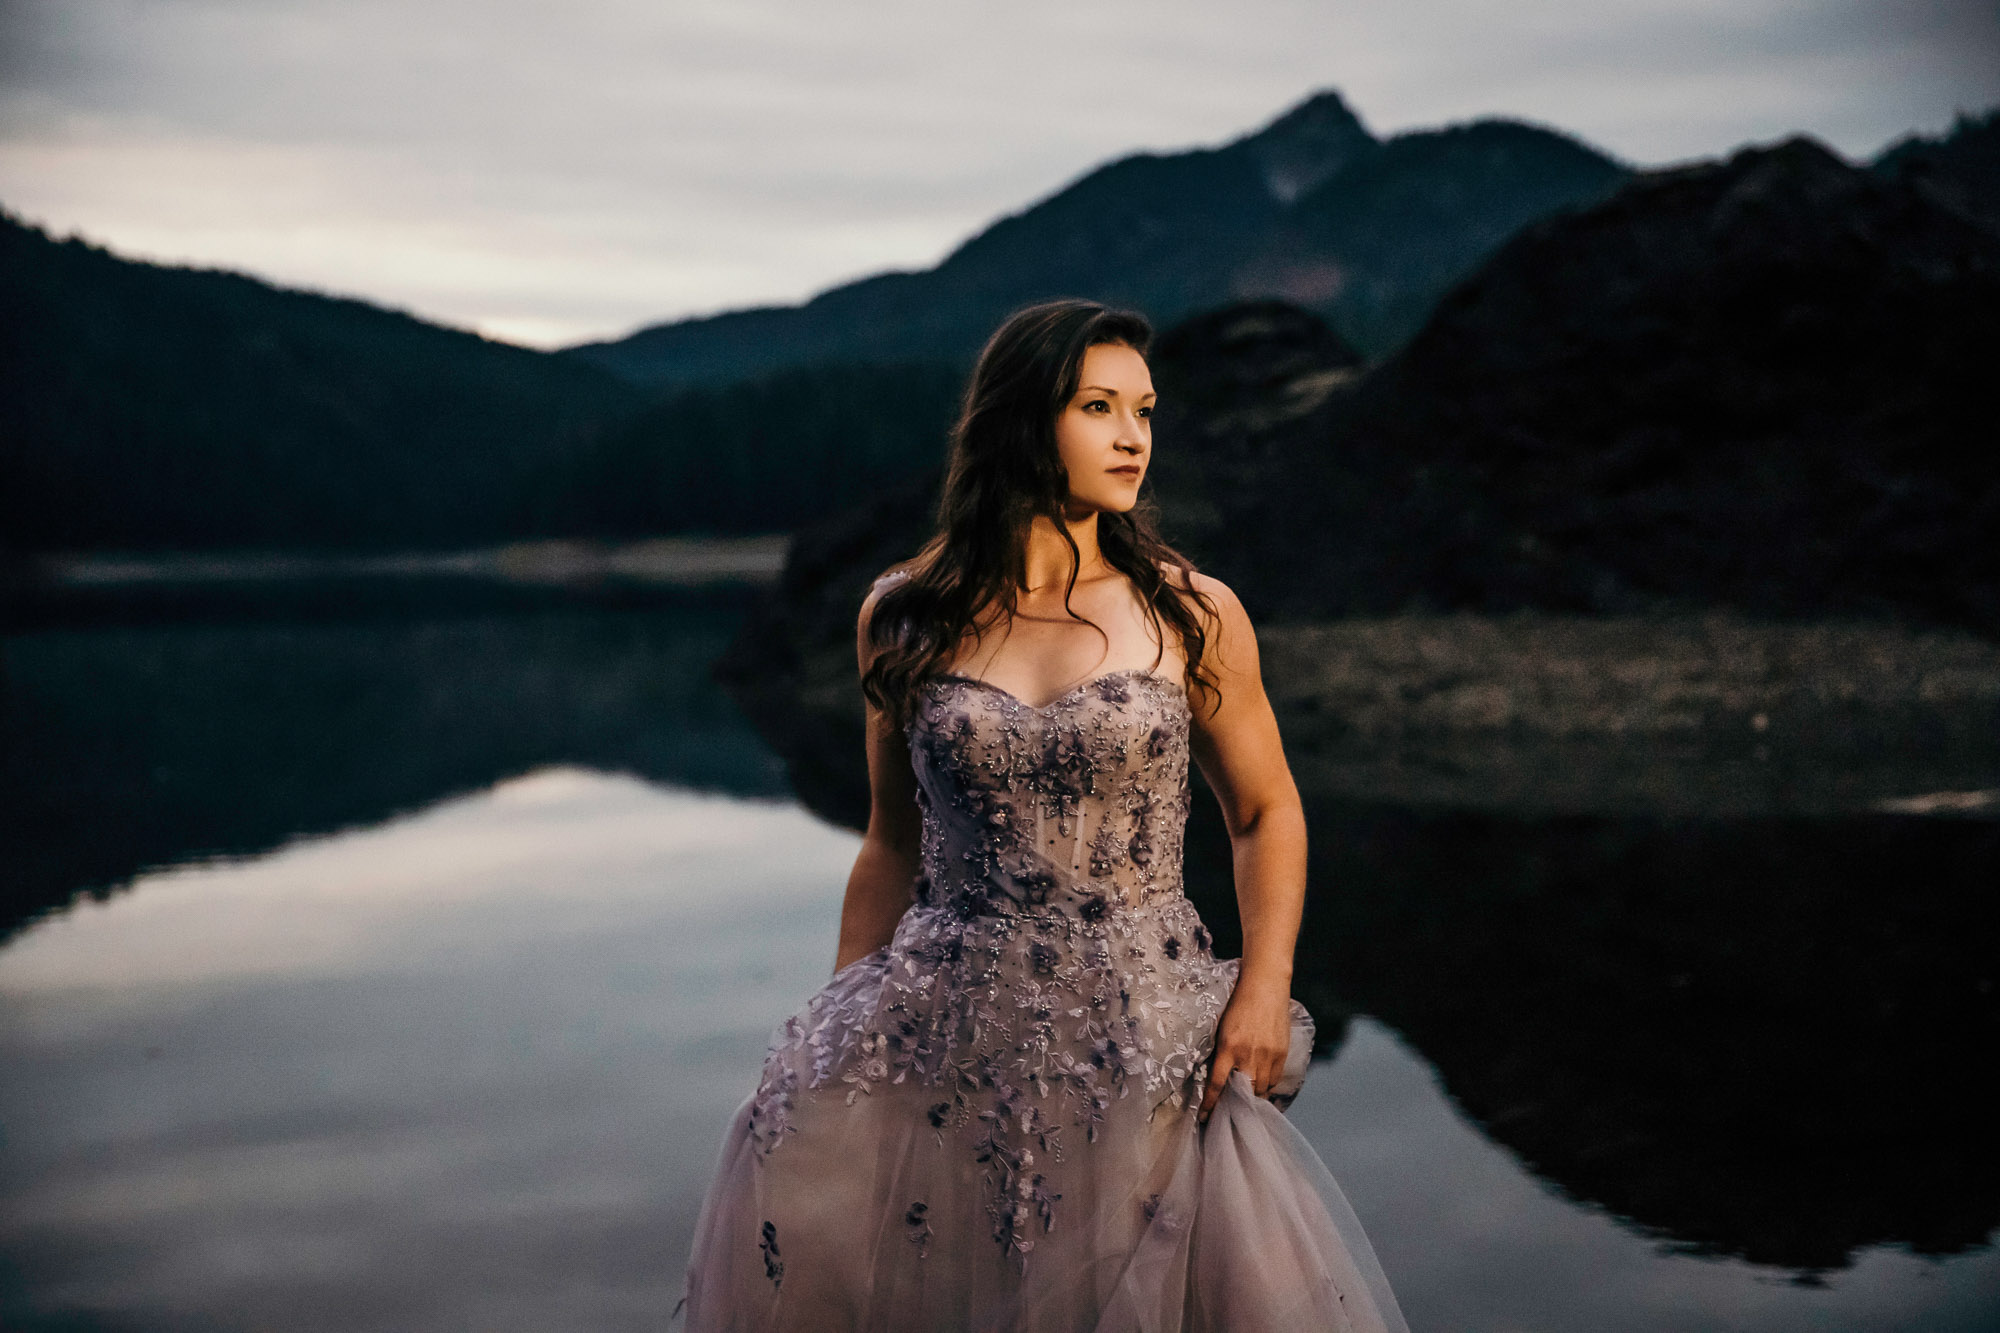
<box><xmin>676</xmin><ymin>900</ymin><xmax>1408</xmax><ymax>1332</ymax></box>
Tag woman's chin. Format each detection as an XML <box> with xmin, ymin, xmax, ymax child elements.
<box><xmin>1069</xmin><ymin>490</ymin><xmax>1140</xmax><ymax>516</ymax></box>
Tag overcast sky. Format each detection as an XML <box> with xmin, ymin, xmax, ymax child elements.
<box><xmin>2</xmin><ymin>0</ymin><xmax>1994</xmax><ymax>348</ymax></box>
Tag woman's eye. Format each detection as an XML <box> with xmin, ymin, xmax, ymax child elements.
<box><xmin>1137</xmin><ymin>406</ymin><xmax>1151</xmax><ymax>418</ymax></box>
<box><xmin>1085</xmin><ymin>400</ymin><xmax>1109</xmax><ymax>412</ymax></box>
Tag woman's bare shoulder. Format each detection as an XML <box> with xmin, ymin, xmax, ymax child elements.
<box><xmin>858</xmin><ymin>565</ymin><xmax>914</xmax><ymax>636</ymax></box>
<box><xmin>1156</xmin><ymin>560</ymin><xmax>1240</xmax><ymax>617</ymax></box>
<box><xmin>1188</xmin><ymin>570</ymin><xmax>1241</xmax><ymax>608</ymax></box>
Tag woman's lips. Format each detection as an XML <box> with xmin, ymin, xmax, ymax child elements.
<box><xmin>1109</xmin><ymin>466</ymin><xmax>1142</xmax><ymax>478</ymax></box>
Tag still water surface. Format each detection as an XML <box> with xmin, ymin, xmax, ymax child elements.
<box><xmin>2</xmin><ymin>600</ymin><xmax>1995</xmax><ymax>1330</ymax></box>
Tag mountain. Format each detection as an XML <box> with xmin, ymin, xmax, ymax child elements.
<box><xmin>1267</xmin><ymin>118</ymin><xmax>1635</xmax><ymax>351</ymax></box>
<box><xmin>567</xmin><ymin>91</ymin><xmax>1631</xmax><ymax>387</ymax></box>
<box><xmin>1206</xmin><ymin>136</ymin><xmax>2000</xmax><ymax>632</ymax></box>
<box><xmin>0</xmin><ymin>212</ymin><xmax>639</xmax><ymax>553</ymax></box>
<box><xmin>10</xmin><ymin>94</ymin><xmax>1989</xmax><ymax>559</ymax></box>
<box><xmin>775</xmin><ymin>130</ymin><xmax>1999</xmax><ymax>630</ymax></box>
<box><xmin>1874</xmin><ymin>108</ymin><xmax>2000</xmax><ymax>234</ymax></box>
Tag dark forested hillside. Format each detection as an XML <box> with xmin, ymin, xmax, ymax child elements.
<box><xmin>0</xmin><ymin>216</ymin><xmax>964</xmax><ymax>554</ymax></box>
<box><xmin>1185</xmin><ymin>138</ymin><xmax>2000</xmax><ymax>634</ymax></box>
<box><xmin>0</xmin><ymin>213</ymin><xmax>639</xmax><ymax>552</ymax></box>
<box><xmin>522</xmin><ymin>361</ymin><xmax>965</xmax><ymax>537</ymax></box>
<box><xmin>568</xmin><ymin>91</ymin><xmax>1632</xmax><ymax>387</ymax></box>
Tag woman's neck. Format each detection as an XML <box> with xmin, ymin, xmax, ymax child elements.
<box><xmin>1020</xmin><ymin>510</ymin><xmax>1105</xmax><ymax>593</ymax></box>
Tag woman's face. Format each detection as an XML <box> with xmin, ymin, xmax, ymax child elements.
<box><xmin>1054</xmin><ymin>341</ymin><xmax>1155</xmax><ymax>516</ymax></box>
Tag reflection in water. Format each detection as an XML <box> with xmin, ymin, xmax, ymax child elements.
<box><xmin>1183</xmin><ymin>802</ymin><xmax>2000</xmax><ymax>1274</ymax></box>
<box><xmin>0</xmin><ymin>598</ymin><xmax>788</xmax><ymax>938</ymax></box>
<box><xmin>1367</xmin><ymin>808</ymin><xmax>2000</xmax><ymax>1274</ymax></box>
<box><xmin>4</xmin><ymin>771</ymin><xmax>1996</xmax><ymax>1332</ymax></box>
<box><xmin>2</xmin><ymin>603</ymin><xmax>1997</xmax><ymax>1328</ymax></box>
<box><xmin>0</xmin><ymin>773</ymin><xmax>854</xmax><ymax>1332</ymax></box>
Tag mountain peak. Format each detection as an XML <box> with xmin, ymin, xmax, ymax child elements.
<box><xmin>1872</xmin><ymin>107</ymin><xmax>2000</xmax><ymax>234</ymax></box>
<box><xmin>1240</xmin><ymin>88</ymin><xmax>1378</xmax><ymax>203</ymax></box>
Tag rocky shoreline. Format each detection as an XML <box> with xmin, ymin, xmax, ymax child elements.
<box><xmin>1262</xmin><ymin>611</ymin><xmax>2000</xmax><ymax>818</ymax></box>
<box><xmin>720</xmin><ymin>601</ymin><xmax>2000</xmax><ymax>831</ymax></box>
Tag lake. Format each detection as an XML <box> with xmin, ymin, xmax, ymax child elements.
<box><xmin>2</xmin><ymin>595</ymin><xmax>1996</xmax><ymax>1331</ymax></box>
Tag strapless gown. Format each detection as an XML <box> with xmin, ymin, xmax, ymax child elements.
<box><xmin>677</xmin><ymin>666</ymin><xmax>1408</xmax><ymax>1332</ymax></box>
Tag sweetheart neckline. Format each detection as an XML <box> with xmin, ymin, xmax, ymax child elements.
<box><xmin>929</xmin><ymin>666</ymin><xmax>1187</xmax><ymax>714</ymax></box>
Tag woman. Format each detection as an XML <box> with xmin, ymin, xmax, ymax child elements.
<box><xmin>678</xmin><ymin>299</ymin><xmax>1407</xmax><ymax>1332</ymax></box>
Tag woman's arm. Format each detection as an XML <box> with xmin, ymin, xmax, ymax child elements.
<box><xmin>831</xmin><ymin>581</ymin><xmax>924</xmax><ymax>974</ymax></box>
<box><xmin>1184</xmin><ymin>573</ymin><xmax>1310</xmax><ymax>1122</ymax></box>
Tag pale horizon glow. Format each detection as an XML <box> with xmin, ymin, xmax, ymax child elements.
<box><xmin>1</xmin><ymin>0</ymin><xmax>1994</xmax><ymax>348</ymax></box>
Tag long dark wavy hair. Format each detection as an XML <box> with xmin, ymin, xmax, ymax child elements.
<box><xmin>862</xmin><ymin>298</ymin><xmax>1218</xmax><ymax>726</ymax></box>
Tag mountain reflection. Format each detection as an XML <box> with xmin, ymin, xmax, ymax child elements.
<box><xmin>1180</xmin><ymin>801</ymin><xmax>1999</xmax><ymax>1274</ymax></box>
<box><xmin>0</xmin><ymin>597</ymin><xmax>789</xmax><ymax>939</ymax></box>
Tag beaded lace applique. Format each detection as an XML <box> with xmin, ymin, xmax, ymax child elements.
<box><xmin>747</xmin><ymin>666</ymin><xmax>1233</xmax><ymax>1262</ymax></box>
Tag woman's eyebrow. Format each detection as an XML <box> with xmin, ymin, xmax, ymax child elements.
<box><xmin>1078</xmin><ymin>386</ymin><xmax>1158</xmax><ymax>397</ymax></box>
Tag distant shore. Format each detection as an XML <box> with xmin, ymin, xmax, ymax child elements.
<box><xmin>1</xmin><ymin>537</ymin><xmax>790</xmax><ymax>629</ymax></box>
<box><xmin>27</xmin><ymin>536</ymin><xmax>790</xmax><ymax>589</ymax></box>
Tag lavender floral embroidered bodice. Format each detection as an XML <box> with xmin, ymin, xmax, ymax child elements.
<box><xmin>677</xmin><ymin>636</ymin><xmax>1410</xmax><ymax>1332</ymax></box>
<box><xmin>910</xmin><ymin>667</ymin><xmax>1193</xmax><ymax>920</ymax></box>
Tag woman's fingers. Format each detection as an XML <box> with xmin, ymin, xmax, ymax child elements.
<box><xmin>1250</xmin><ymin>1048</ymin><xmax>1288</xmax><ymax>1100</ymax></box>
<box><xmin>1202</xmin><ymin>1044</ymin><xmax>1293</xmax><ymax>1122</ymax></box>
<box><xmin>1245</xmin><ymin>1051</ymin><xmax>1273</xmax><ymax>1099</ymax></box>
